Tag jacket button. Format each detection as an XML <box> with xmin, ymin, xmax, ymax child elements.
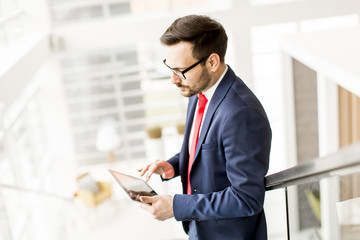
<box><xmin>193</xmin><ymin>189</ymin><xmax>198</xmax><ymax>193</ymax></box>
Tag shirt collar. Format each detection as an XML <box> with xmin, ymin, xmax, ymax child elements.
<box><xmin>202</xmin><ymin>65</ymin><xmax>228</xmax><ymax>102</ymax></box>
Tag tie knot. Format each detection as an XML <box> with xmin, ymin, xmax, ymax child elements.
<box><xmin>198</xmin><ymin>93</ymin><xmax>208</xmax><ymax>109</ymax></box>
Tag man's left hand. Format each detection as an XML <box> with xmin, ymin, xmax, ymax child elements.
<box><xmin>139</xmin><ymin>194</ymin><xmax>174</xmax><ymax>221</ymax></box>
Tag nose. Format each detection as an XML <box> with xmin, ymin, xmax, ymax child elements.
<box><xmin>170</xmin><ymin>73</ymin><xmax>182</xmax><ymax>84</ymax></box>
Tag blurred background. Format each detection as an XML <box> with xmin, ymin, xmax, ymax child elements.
<box><xmin>0</xmin><ymin>0</ymin><xmax>360</xmax><ymax>239</ymax></box>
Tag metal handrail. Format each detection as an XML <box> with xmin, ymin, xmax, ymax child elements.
<box><xmin>265</xmin><ymin>142</ymin><xmax>360</xmax><ymax>191</ymax></box>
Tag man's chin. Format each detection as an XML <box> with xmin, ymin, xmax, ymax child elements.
<box><xmin>181</xmin><ymin>91</ymin><xmax>196</xmax><ymax>98</ymax></box>
<box><xmin>179</xmin><ymin>88</ymin><xmax>190</xmax><ymax>97</ymax></box>
<box><xmin>178</xmin><ymin>86</ymin><xmax>197</xmax><ymax>97</ymax></box>
<box><xmin>180</xmin><ymin>93</ymin><xmax>189</xmax><ymax>98</ymax></box>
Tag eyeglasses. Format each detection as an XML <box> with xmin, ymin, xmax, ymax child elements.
<box><xmin>163</xmin><ymin>56</ymin><xmax>208</xmax><ymax>80</ymax></box>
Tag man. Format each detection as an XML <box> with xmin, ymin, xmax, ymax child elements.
<box><xmin>138</xmin><ymin>15</ymin><xmax>272</xmax><ymax>240</ymax></box>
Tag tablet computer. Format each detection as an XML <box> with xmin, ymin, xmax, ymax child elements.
<box><xmin>108</xmin><ymin>169</ymin><xmax>157</xmax><ymax>203</ymax></box>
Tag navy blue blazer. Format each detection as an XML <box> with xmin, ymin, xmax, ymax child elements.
<box><xmin>166</xmin><ymin>66</ymin><xmax>272</xmax><ymax>240</ymax></box>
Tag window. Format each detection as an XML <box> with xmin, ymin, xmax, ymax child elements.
<box><xmin>59</xmin><ymin>44</ymin><xmax>186</xmax><ymax>166</ymax></box>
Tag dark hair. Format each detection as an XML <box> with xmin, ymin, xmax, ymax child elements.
<box><xmin>160</xmin><ymin>15</ymin><xmax>228</xmax><ymax>63</ymax></box>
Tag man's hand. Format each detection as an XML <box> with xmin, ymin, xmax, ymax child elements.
<box><xmin>138</xmin><ymin>160</ymin><xmax>175</xmax><ymax>182</ymax></box>
<box><xmin>139</xmin><ymin>194</ymin><xmax>174</xmax><ymax>221</ymax></box>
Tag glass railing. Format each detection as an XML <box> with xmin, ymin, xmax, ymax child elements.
<box><xmin>265</xmin><ymin>142</ymin><xmax>360</xmax><ymax>240</ymax></box>
<box><xmin>0</xmin><ymin>184</ymin><xmax>78</xmax><ymax>240</ymax></box>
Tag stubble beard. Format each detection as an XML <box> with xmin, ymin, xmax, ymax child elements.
<box><xmin>177</xmin><ymin>67</ymin><xmax>212</xmax><ymax>98</ymax></box>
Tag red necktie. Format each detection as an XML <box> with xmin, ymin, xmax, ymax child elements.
<box><xmin>187</xmin><ymin>93</ymin><xmax>208</xmax><ymax>195</ymax></box>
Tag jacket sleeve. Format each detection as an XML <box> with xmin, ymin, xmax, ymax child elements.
<box><xmin>173</xmin><ymin>106</ymin><xmax>271</xmax><ymax>221</ymax></box>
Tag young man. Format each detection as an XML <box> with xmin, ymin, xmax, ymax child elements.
<box><xmin>138</xmin><ymin>15</ymin><xmax>272</xmax><ymax>240</ymax></box>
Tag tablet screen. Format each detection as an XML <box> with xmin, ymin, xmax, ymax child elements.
<box><xmin>108</xmin><ymin>169</ymin><xmax>157</xmax><ymax>202</ymax></box>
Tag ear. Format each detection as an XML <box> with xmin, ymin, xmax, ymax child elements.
<box><xmin>207</xmin><ymin>53</ymin><xmax>221</xmax><ymax>73</ymax></box>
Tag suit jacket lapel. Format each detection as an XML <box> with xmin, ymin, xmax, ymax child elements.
<box><xmin>184</xmin><ymin>95</ymin><xmax>197</xmax><ymax>149</ymax></box>
<box><xmin>180</xmin><ymin>95</ymin><xmax>197</xmax><ymax>179</ymax></box>
<box><xmin>192</xmin><ymin>66</ymin><xmax>235</xmax><ymax>165</ymax></box>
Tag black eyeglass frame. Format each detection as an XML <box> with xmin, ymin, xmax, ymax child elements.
<box><xmin>163</xmin><ymin>56</ymin><xmax>209</xmax><ymax>80</ymax></box>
